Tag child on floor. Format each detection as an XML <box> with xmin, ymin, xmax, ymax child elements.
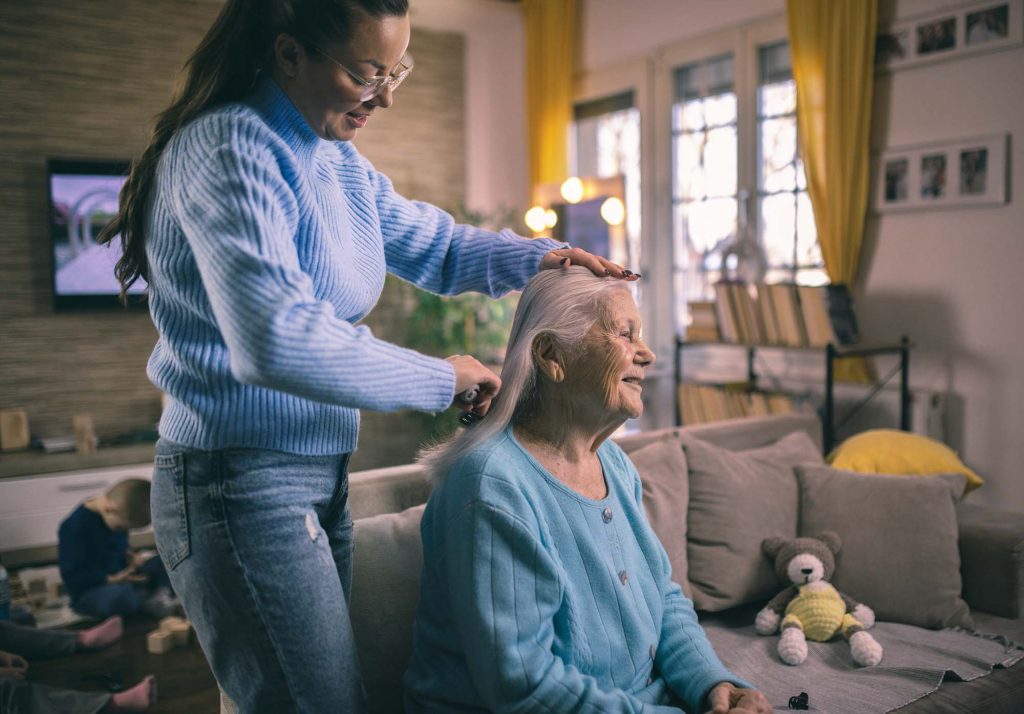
<box><xmin>58</xmin><ymin>479</ymin><xmax>179</xmax><ymax>619</ymax></box>
<box><xmin>0</xmin><ymin>617</ymin><xmax>156</xmax><ymax>712</ymax></box>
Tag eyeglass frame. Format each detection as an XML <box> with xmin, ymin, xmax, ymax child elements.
<box><xmin>312</xmin><ymin>45</ymin><xmax>414</xmax><ymax>102</ymax></box>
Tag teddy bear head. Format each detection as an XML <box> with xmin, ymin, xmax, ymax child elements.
<box><xmin>762</xmin><ymin>532</ymin><xmax>842</xmax><ymax>586</ymax></box>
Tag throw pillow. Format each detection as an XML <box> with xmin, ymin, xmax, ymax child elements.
<box><xmin>828</xmin><ymin>429</ymin><xmax>983</xmax><ymax>494</ymax></box>
<box><xmin>682</xmin><ymin>429</ymin><xmax>824</xmax><ymax>611</ymax></box>
<box><xmin>632</xmin><ymin>438</ymin><xmax>692</xmax><ymax>598</ymax></box>
<box><xmin>796</xmin><ymin>464</ymin><xmax>972</xmax><ymax>629</ymax></box>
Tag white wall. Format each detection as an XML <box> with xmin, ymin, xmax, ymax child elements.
<box><xmin>411</xmin><ymin>0</ymin><xmax>529</xmax><ymax>214</ymax></box>
<box><xmin>864</xmin><ymin>0</ymin><xmax>1024</xmax><ymax>510</ymax></box>
<box><xmin>580</xmin><ymin>0</ymin><xmax>784</xmax><ymax>71</ymax></box>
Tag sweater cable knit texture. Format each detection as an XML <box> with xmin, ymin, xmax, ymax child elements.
<box><xmin>144</xmin><ymin>77</ymin><xmax>562</xmax><ymax>455</ymax></box>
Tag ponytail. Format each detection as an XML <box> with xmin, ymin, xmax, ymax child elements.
<box><xmin>99</xmin><ymin>0</ymin><xmax>409</xmax><ymax>302</ymax></box>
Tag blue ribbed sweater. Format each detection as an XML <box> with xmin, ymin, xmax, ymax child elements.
<box><xmin>404</xmin><ymin>430</ymin><xmax>751</xmax><ymax>713</ymax></box>
<box><xmin>145</xmin><ymin>78</ymin><xmax>562</xmax><ymax>454</ymax></box>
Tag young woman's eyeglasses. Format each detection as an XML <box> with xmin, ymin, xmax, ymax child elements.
<box><xmin>313</xmin><ymin>46</ymin><xmax>414</xmax><ymax>102</ymax></box>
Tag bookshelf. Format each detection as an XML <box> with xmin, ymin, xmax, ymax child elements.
<box><xmin>675</xmin><ymin>336</ymin><xmax>913</xmax><ymax>454</ymax></box>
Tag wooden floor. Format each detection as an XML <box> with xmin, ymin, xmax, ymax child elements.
<box><xmin>27</xmin><ymin>615</ymin><xmax>220</xmax><ymax>713</ymax></box>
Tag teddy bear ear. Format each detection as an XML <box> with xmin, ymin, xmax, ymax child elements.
<box><xmin>762</xmin><ymin>536</ymin><xmax>786</xmax><ymax>558</ymax></box>
<box><xmin>817</xmin><ymin>530</ymin><xmax>842</xmax><ymax>554</ymax></box>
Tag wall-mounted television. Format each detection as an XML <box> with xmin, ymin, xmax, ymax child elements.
<box><xmin>48</xmin><ymin>158</ymin><xmax>146</xmax><ymax>310</ymax></box>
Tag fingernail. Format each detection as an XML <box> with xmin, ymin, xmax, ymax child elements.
<box><xmin>559</xmin><ymin>257</ymin><xmax>568</xmax><ymax>265</ymax></box>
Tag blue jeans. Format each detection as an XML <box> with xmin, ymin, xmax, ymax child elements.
<box><xmin>151</xmin><ymin>440</ymin><xmax>361</xmax><ymax>713</ymax></box>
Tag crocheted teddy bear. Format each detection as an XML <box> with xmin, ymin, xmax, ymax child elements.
<box><xmin>754</xmin><ymin>532</ymin><xmax>883</xmax><ymax>667</ymax></box>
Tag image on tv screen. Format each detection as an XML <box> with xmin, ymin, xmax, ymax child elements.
<box><xmin>49</xmin><ymin>159</ymin><xmax>146</xmax><ymax>301</ymax></box>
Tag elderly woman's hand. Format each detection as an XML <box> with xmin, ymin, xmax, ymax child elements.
<box><xmin>540</xmin><ymin>248</ymin><xmax>639</xmax><ymax>280</ymax></box>
<box><xmin>706</xmin><ymin>682</ymin><xmax>772</xmax><ymax>713</ymax></box>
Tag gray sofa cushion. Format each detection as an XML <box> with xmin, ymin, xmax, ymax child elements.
<box><xmin>682</xmin><ymin>430</ymin><xmax>824</xmax><ymax>611</ymax></box>
<box><xmin>797</xmin><ymin>465</ymin><xmax>973</xmax><ymax>629</ymax></box>
<box><xmin>350</xmin><ymin>503</ymin><xmax>425</xmax><ymax>714</ymax></box>
<box><xmin>633</xmin><ymin>438</ymin><xmax>692</xmax><ymax>598</ymax></box>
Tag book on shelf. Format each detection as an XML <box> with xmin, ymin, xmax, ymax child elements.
<box><xmin>685</xmin><ymin>301</ymin><xmax>720</xmax><ymax>343</ymax></box>
<box><xmin>695</xmin><ymin>282</ymin><xmax>859</xmax><ymax>349</ymax></box>
<box><xmin>712</xmin><ymin>283</ymin><xmax>740</xmax><ymax>344</ymax></box>
<box><xmin>796</xmin><ymin>284</ymin><xmax>860</xmax><ymax>347</ymax></box>
<box><xmin>677</xmin><ymin>383</ymin><xmax>800</xmax><ymax>425</ymax></box>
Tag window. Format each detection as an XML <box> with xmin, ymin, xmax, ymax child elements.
<box><xmin>757</xmin><ymin>43</ymin><xmax>827</xmax><ymax>286</ymax></box>
<box><xmin>572</xmin><ymin>92</ymin><xmax>642</xmax><ymax>269</ymax></box>
<box><xmin>670</xmin><ymin>40</ymin><xmax>825</xmax><ymax>339</ymax></box>
<box><xmin>671</xmin><ymin>55</ymin><xmax>738</xmax><ymax>334</ymax></box>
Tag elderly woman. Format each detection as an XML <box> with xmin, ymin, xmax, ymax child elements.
<box><xmin>404</xmin><ymin>268</ymin><xmax>770</xmax><ymax>713</ymax></box>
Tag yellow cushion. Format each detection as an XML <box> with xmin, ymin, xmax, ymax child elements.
<box><xmin>827</xmin><ymin>429</ymin><xmax>983</xmax><ymax>494</ymax></box>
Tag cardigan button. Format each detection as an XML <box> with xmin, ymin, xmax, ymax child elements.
<box><xmin>650</xmin><ymin>644</ymin><xmax>656</xmax><ymax>659</ymax></box>
<box><xmin>602</xmin><ymin>507</ymin><xmax>613</xmax><ymax>523</ymax></box>
<box><xmin>619</xmin><ymin>570</ymin><xmax>628</xmax><ymax>585</ymax></box>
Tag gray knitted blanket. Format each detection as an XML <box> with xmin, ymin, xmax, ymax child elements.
<box><xmin>701</xmin><ymin>609</ymin><xmax>1023</xmax><ymax>713</ymax></box>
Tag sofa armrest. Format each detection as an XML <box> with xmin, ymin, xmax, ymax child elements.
<box><xmin>957</xmin><ymin>502</ymin><xmax>1024</xmax><ymax>619</ymax></box>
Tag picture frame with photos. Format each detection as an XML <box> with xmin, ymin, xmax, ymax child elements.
<box><xmin>874</xmin><ymin>134</ymin><xmax>1008</xmax><ymax>212</ymax></box>
<box><xmin>876</xmin><ymin>0</ymin><xmax>1023</xmax><ymax>71</ymax></box>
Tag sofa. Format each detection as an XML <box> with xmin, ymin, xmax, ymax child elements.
<box><xmin>224</xmin><ymin>414</ymin><xmax>1024</xmax><ymax>713</ymax></box>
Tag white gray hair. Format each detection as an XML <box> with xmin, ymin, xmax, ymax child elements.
<box><xmin>418</xmin><ymin>266</ymin><xmax>631</xmax><ymax>481</ymax></box>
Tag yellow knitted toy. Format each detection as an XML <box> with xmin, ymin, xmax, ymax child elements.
<box><xmin>755</xmin><ymin>532</ymin><xmax>883</xmax><ymax>667</ymax></box>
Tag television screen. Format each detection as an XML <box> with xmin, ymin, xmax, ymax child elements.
<box><xmin>48</xmin><ymin>158</ymin><xmax>145</xmax><ymax>309</ymax></box>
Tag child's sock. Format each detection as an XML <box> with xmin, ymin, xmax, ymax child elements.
<box><xmin>78</xmin><ymin>616</ymin><xmax>124</xmax><ymax>649</ymax></box>
<box><xmin>105</xmin><ymin>675</ymin><xmax>156</xmax><ymax>712</ymax></box>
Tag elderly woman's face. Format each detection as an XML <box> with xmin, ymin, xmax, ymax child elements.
<box><xmin>568</xmin><ymin>290</ymin><xmax>655</xmax><ymax>421</ymax></box>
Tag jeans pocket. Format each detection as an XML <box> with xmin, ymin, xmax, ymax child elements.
<box><xmin>153</xmin><ymin>452</ymin><xmax>190</xmax><ymax>570</ymax></box>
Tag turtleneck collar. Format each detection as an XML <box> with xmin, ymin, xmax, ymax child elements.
<box><xmin>248</xmin><ymin>74</ymin><xmax>329</xmax><ymax>161</ymax></box>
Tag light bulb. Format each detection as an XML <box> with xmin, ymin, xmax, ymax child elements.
<box><xmin>600</xmin><ymin>197</ymin><xmax>625</xmax><ymax>226</ymax></box>
<box><xmin>560</xmin><ymin>177</ymin><xmax>584</xmax><ymax>204</ymax></box>
<box><xmin>524</xmin><ymin>206</ymin><xmax>548</xmax><ymax>233</ymax></box>
<box><xmin>544</xmin><ymin>209</ymin><xmax>558</xmax><ymax>228</ymax></box>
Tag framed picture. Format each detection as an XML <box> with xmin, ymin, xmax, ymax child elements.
<box><xmin>874</xmin><ymin>134</ymin><xmax>1008</xmax><ymax>212</ymax></box>
<box><xmin>876</xmin><ymin>0</ymin><xmax>1023</xmax><ymax>71</ymax></box>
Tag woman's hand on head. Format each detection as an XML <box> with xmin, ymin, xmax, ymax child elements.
<box><xmin>540</xmin><ymin>248</ymin><xmax>639</xmax><ymax>281</ymax></box>
<box><xmin>706</xmin><ymin>682</ymin><xmax>772</xmax><ymax>714</ymax></box>
<box><xmin>445</xmin><ymin>355</ymin><xmax>501</xmax><ymax>416</ymax></box>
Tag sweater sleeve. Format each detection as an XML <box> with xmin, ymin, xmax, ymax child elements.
<box><xmin>628</xmin><ymin>471</ymin><xmax>755</xmax><ymax>713</ymax></box>
<box><xmin>444</xmin><ymin>497</ymin><xmax>682</xmax><ymax>714</ymax></box>
<box><xmin>358</xmin><ymin>154</ymin><xmax>567</xmax><ymax>298</ymax></box>
<box><xmin>169</xmin><ymin>129</ymin><xmax>456</xmax><ymax>414</ymax></box>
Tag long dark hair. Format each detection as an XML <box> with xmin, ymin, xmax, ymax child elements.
<box><xmin>99</xmin><ymin>0</ymin><xmax>409</xmax><ymax>302</ymax></box>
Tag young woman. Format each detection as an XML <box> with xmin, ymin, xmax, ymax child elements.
<box><xmin>405</xmin><ymin>268</ymin><xmax>771</xmax><ymax>713</ymax></box>
<box><xmin>99</xmin><ymin>0</ymin><xmax>629</xmax><ymax>710</ymax></box>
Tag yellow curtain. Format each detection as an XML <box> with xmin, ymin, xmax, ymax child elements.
<box><xmin>787</xmin><ymin>0</ymin><xmax>877</xmax><ymax>382</ymax></box>
<box><xmin>523</xmin><ymin>0</ymin><xmax>580</xmax><ymax>202</ymax></box>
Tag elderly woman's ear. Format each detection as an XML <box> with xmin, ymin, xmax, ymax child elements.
<box><xmin>532</xmin><ymin>333</ymin><xmax>565</xmax><ymax>383</ymax></box>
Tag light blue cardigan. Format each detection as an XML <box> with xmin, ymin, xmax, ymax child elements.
<box><xmin>144</xmin><ymin>77</ymin><xmax>561</xmax><ymax>454</ymax></box>
<box><xmin>404</xmin><ymin>429</ymin><xmax>752</xmax><ymax>713</ymax></box>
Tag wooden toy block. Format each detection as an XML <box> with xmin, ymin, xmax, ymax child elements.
<box><xmin>146</xmin><ymin>628</ymin><xmax>173</xmax><ymax>654</ymax></box>
<box><xmin>47</xmin><ymin>581</ymin><xmax>63</xmax><ymax>600</ymax></box>
<box><xmin>26</xmin><ymin>577</ymin><xmax>47</xmax><ymax>595</ymax></box>
<box><xmin>159</xmin><ymin>616</ymin><xmax>184</xmax><ymax>631</ymax></box>
<box><xmin>167</xmin><ymin>619</ymin><xmax>192</xmax><ymax>647</ymax></box>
